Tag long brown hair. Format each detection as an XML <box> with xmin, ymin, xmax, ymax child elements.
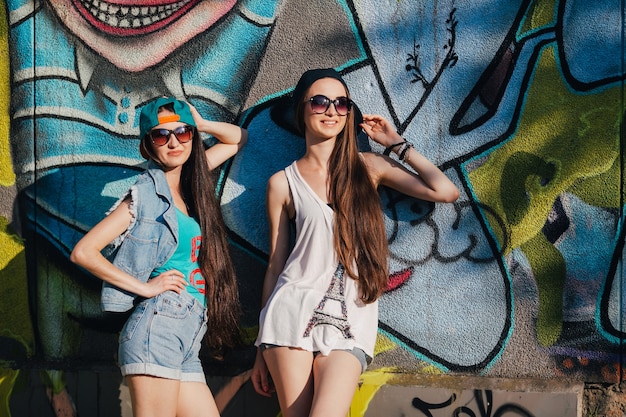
<box><xmin>143</xmin><ymin>106</ymin><xmax>242</xmax><ymax>352</ymax></box>
<box><xmin>295</xmin><ymin>85</ymin><xmax>389</xmax><ymax>303</ymax></box>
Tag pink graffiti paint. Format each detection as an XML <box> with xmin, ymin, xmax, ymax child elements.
<box><xmin>49</xmin><ymin>0</ymin><xmax>238</xmax><ymax>71</ymax></box>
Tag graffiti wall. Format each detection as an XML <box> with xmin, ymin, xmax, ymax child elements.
<box><xmin>1</xmin><ymin>0</ymin><xmax>624</xmax><ymax>415</ymax></box>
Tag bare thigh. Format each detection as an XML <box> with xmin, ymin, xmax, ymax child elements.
<box><xmin>310</xmin><ymin>350</ymin><xmax>362</xmax><ymax>417</ymax></box>
<box><xmin>127</xmin><ymin>375</ymin><xmax>179</xmax><ymax>417</ymax></box>
<box><xmin>177</xmin><ymin>381</ymin><xmax>220</xmax><ymax>417</ymax></box>
<box><xmin>263</xmin><ymin>346</ymin><xmax>315</xmax><ymax>417</ymax></box>
<box><xmin>127</xmin><ymin>376</ymin><xmax>218</xmax><ymax>417</ymax></box>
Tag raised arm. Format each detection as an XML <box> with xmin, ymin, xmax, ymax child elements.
<box><xmin>360</xmin><ymin>114</ymin><xmax>459</xmax><ymax>203</ymax></box>
<box><xmin>188</xmin><ymin>104</ymin><xmax>248</xmax><ymax>170</ymax></box>
<box><xmin>70</xmin><ymin>200</ymin><xmax>187</xmax><ymax>297</ymax></box>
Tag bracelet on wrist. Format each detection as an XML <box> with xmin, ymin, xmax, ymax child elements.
<box><xmin>383</xmin><ymin>140</ymin><xmax>406</xmax><ymax>156</ymax></box>
<box><xmin>396</xmin><ymin>142</ymin><xmax>407</xmax><ymax>158</ymax></box>
<box><xmin>399</xmin><ymin>142</ymin><xmax>414</xmax><ymax>161</ymax></box>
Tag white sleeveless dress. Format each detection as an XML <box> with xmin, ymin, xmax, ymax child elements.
<box><xmin>255</xmin><ymin>161</ymin><xmax>378</xmax><ymax>357</ymax></box>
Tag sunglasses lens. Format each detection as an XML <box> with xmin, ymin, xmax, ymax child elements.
<box><xmin>309</xmin><ymin>95</ymin><xmax>330</xmax><ymax>114</ymax></box>
<box><xmin>149</xmin><ymin>129</ymin><xmax>170</xmax><ymax>146</ymax></box>
<box><xmin>335</xmin><ymin>97</ymin><xmax>351</xmax><ymax>115</ymax></box>
<box><xmin>174</xmin><ymin>126</ymin><xmax>194</xmax><ymax>143</ymax></box>
<box><xmin>148</xmin><ymin>126</ymin><xmax>194</xmax><ymax>146</ymax></box>
<box><xmin>309</xmin><ymin>95</ymin><xmax>351</xmax><ymax>115</ymax></box>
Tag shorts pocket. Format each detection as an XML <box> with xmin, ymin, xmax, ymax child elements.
<box><xmin>119</xmin><ymin>302</ymin><xmax>148</xmax><ymax>344</ymax></box>
<box><xmin>155</xmin><ymin>292</ymin><xmax>191</xmax><ymax>319</ymax></box>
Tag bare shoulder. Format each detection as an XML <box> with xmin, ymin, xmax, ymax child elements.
<box><xmin>267</xmin><ymin>169</ymin><xmax>294</xmax><ymax>217</ymax></box>
<box><xmin>267</xmin><ymin>170</ymin><xmax>291</xmax><ymax>203</ymax></box>
<box><xmin>267</xmin><ymin>170</ymin><xmax>289</xmax><ymax>192</ymax></box>
<box><xmin>360</xmin><ymin>151</ymin><xmax>392</xmax><ymax>187</ymax></box>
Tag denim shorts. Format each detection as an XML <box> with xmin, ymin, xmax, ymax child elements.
<box><xmin>260</xmin><ymin>343</ymin><xmax>370</xmax><ymax>373</ymax></box>
<box><xmin>118</xmin><ymin>290</ymin><xmax>208</xmax><ymax>382</ymax></box>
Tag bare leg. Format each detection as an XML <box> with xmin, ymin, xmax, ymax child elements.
<box><xmin>214</xmin><ymin>370</ymin><xmax>252</xmax><ymax>412</ymax></box>
<box><xmin>263</xmin><ymin>347</ymin><xmax>315</xmax><ymax>417</ymax></box>
<box><xmin>177</xmin><ymin>381</ymin><xmax>220</xmax><ymax>417</ymax></box>
<box><xmin>126</xmin><ymin>375</ymin><xmax>179</xmax><ymax>417</ymax></box>
<box><xmin>310</xmin><ymin>351</ymin><xmax>361</xmax><ymax>417</ymax></box>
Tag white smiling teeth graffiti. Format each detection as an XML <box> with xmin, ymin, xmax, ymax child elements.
<box><xmin>80</xmin><ymin>0</ymin><xmax>192</xmax><ymax>28</ymax></box>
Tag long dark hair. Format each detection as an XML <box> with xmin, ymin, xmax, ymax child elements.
<box><xmin>294</xmin><ymin>86</ymin><xmax>388</xmax><ymax>303</ymax></box>
<box><xmin>142</xmin><ymin>106</ymin><xmax>242</xmax><ymax>352</ymax></box>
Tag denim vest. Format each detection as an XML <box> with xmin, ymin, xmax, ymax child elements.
<box><xmin>101</xmin><ymin>163</ymin><xmax>179</xmax><ymax>312</ymax></box>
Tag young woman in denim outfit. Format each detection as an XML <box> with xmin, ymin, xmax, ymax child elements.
<box><xmin>71</xmin><ymin>97</ymin><xmax>247</xmax><ymax>417</ymax></box>
<box><xmin>250</xmin><ymin>69</ymin><xmax>459</xmax><ymax>417</ymax></box>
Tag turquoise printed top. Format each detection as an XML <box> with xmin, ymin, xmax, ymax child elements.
<box><xmin>152</xmin><ymin>208</ymin><xmax>206</xmax><ymax>306</ymax></box>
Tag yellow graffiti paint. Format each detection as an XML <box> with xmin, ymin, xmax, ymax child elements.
<box><xmin>521</xmin><ymin>234</ymin><xmax>565</xmax><ymax>346</ymax></box>
<box><xmin>0</xmin><ymin>368</ymin><xmax>20</xmax><ymax>417</ymax></box>
<box><xmin>467</xmin><ymin>43</ymin><xmax>624</xmax><ymax>346</ymax></box>
<box><xmin>0</xmin><ymin>1</ymin><xmax>14</xmax><ymax>187</ymax></box>
<box><xmin>374</xmin><ymin>333</ymin><xmax>397</xmax><ymax>356</ymax></box>
<box><xmin>469</xmin><ymin>43</ymin><xmax>622</xmax><ymax>252</ymax></box>
<box><xmin>349</xmin><ymin>367</ymin><xmax>397</xmax><ymax>417</ymax></box>
<box><xmin>0</xmin><ymin>2</ymin><xmax>22</xmax><ymax>402</ymax></box>
<box><xmin>519</xmin><ymin>0</ymin><xmax>559</xmax><ymax>36</ymax></box>
<box><xmin>420</xmin><ymin>364</ymin><xmax>444</xmax><ymax>375</ymax></box>
<box><xmin>0</xmin><ymin>217</ymin><xmax>33</xmax><ymax>353</ymax></box>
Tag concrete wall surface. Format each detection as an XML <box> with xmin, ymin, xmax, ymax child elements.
<box><xmin>1</xmin><ymin>0</ymin><xmax>624</xmax><ymax>416</ymax></box>
<box><xmin>359</xmin><ymin>375</ymin><xmax>583</xmax><ymax>417</ymax></box>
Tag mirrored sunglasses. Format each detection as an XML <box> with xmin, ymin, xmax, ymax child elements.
<box><xmin>308</xmin><ymin>95</ymin><xmax>353</xmax><ymax>116</ymax></box>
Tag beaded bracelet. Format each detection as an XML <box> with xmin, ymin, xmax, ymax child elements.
<box><xmin>383</xmin><ymin>140</ymin><xmax>406</xmax><ymax>156</ymax></box>
<box><xmin>398</xmin><ymin>142</ymin><xmax>414</xmax><ymax>161</ymax></box>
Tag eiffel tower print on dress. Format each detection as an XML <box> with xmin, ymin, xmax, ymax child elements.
<box><xmin>303</xmin><ymin>264</ymin><xmax>354</xmax><ymax>339</ymax></box>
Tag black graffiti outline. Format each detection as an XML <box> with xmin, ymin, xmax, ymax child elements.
<box><xmin>378</xmin><ymin>186</ymin><xmax>514</xmax><ymax>372</ymax></box>
<box><xmin>405</xmin><ymin>7</ymin><xmax>459</xmax><ymax>90</ymax></box>
<box><xmin>412</xmin><ymin>393</ymin><xmax>457</xmax><ymax>417</ymax></box>
<box><xmin>400</xmin><ymin>6</ymin><xmax>459</xmax><ymax>135</ymax></box>
<box><xmin>412</xmin><ymin>389</ymin><xmax>535</xmax><ymax>417</ymax></box>
<box><xmin>382</xmin><ymin>187</ymin><xmax>508</xmax><ymax>266</ymax></box>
